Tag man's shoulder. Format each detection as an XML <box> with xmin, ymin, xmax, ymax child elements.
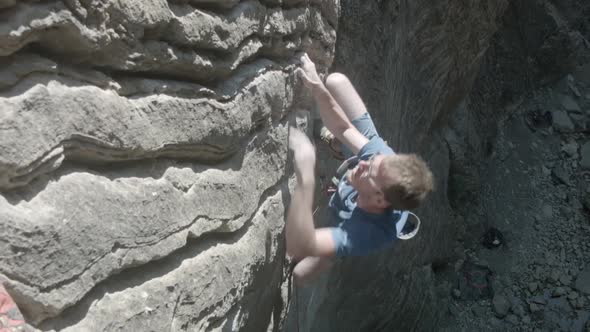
<box><xmin>358</xmin><ymin>136</ymin><xmax>394</xmax><ymax>158</ymax></box>
<box><xmin>348</xmin><ymin>208</ymin><xmax>396</xmax><ymax>227</ymax></box>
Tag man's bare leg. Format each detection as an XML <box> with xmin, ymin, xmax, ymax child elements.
<box><xmin>325</xmin><ymin>73</ymin><xmax>368</xmax><ymax>121</ymax></box>
<box><xmin>293</xmin><ymin>256</ymin><xmax>334</xmax><ymax>286</ymax></box>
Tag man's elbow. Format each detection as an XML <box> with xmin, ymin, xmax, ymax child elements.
<box><xmin>286</xmin><ymin>246</ymin><xmax>300</xmax><ymax>260</ymax></box>
<box><xmin>287</xmin><ymin>243</ymin><xmax>315</xmax><ymax>261</ymax></box>
<box><xmin>293</xmin><ymin>268</ymin><xmax>314</xmax><ymax>286</ymax></box>
<box><xmin>292</xmin><ymin>256</ymin><xmax>334</xmax><ymax>286</ymax></box>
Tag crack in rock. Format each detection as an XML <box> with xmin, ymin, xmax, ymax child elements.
<box><xmin>0</xmin><ymin>67</ymin><xmax>293</xmax><ymax>190</ymax></box>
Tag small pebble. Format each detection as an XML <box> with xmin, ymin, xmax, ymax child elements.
<box><xmin>552</xmin><ymin>287</ymin><xmax>566</xmax><ymax>297</ymax></box>
<box><xmin>528</xmin><ymin>282</ymin><xmax>538</xmax><ymax>292</ymax></box>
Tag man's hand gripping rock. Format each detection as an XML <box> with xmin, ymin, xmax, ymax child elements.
<box><xmin>295</xmin><ymin>52</ymin><xmax>323</xmax><ymax>89</ymax></box>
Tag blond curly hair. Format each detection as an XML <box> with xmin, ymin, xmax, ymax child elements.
<box><xmin>379</xmin><ymin>154</ymin><xmax>434</xmax><ymax>210</ymax></box>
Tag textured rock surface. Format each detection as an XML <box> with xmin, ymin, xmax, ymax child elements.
<box><xmin>0</xmin><ymin>0</ymin><xmax>337</xmax><ymax>190</ymax></box>
<box><xmin>5</xmin><ymin>0</ymin><xmax>585</xmax><ymax>330</ymax></box>
<box><xmin>0</xmin><ymin>0</ymin><xmax>338</xmax><ymax>330</ymax></box>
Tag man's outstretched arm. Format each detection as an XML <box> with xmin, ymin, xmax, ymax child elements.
<box><xmin>286</xmin><ymin>127</ymin><xmax>336</xmax><ymax>259</ymax></box>
<box><xmin>296</xmin><ymin>53</ymin><xmax>368</xmax><ymax>155</ymax></box>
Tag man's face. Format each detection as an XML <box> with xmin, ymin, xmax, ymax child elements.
<box><xmin>347</xmin><ymin>154</ymin><xmax>389</xmax><ymax>208</ymax></box>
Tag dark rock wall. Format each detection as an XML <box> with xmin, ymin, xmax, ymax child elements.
<box><xmin>307</xmin><ymin>0</ymin><xmax>588</xmax><ymax>331</ymax></box>
<box><xmin>293</xmin><ymin>0</ymin><xmax>509</xmax><ymax>331</ymax></box>
<box><xmin>448</xmin><ymin>0</ymin><xmax>590</xmax><ymax>218</ymax></box>
<box><xmin>305</xmin><ymin>0</ymin><xmax>588</xmax><ymax>331</ymax></box>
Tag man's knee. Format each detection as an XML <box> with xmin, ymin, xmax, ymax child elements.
<box><xmin>292</xmin><ymin>257</ymin><xmax>332</xmax><ymax>286</ymax></box>
<box><xmin>292</xmin><ymin>267</ymin><xmax>309</xmax><ymax>286</ymax></box>
<box><xmin>292</xmin><ymin>261</ymin><xmax>317</xmax><ymax>286</ymax></box>
<box><xmin>325</xmin><ymin>72</ymin><xmax>351</xmax><ymax>92</ymax></box>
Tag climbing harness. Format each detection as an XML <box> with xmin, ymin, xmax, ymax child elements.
<box><xmin>395</xmin><ymin>210</ymin><xmax>421</xmax><ymax>240</ymax></box>
<box><xmin>320</xmin><ymin>126</ymin><xmax>345</xmax><ymax>160</ymax></box>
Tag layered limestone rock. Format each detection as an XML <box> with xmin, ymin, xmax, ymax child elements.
<box><xmin>0</xmin><ymin>0</ymin><xmax>337</xmax><ymax>189</ymax></box>
<box><xmin>0</xmin><ymin>0</ymin><xmax>338</xmax><ymax>330</ymax></box>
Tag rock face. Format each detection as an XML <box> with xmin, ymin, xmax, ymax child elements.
<box><xmin>0</xmin><ymin>1</ymin><xmax>337</xmax><ymax>330</ymax></box>
<box><xmin>5</xmin><ymin>0</ymin><xmax>583</xmax><ymax>331</ymax></box>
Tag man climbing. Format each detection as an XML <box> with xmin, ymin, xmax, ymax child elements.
<box><xmin>287</xmin><ymin>53</ymin><xmax>434</xmax><ymax>284</ymax></box>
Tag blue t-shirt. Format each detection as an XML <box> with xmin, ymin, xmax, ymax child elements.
<box><xmin>328</xmin><ymin>136</ymin><xmax>404</xmax><ymax>257</ymax></box>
